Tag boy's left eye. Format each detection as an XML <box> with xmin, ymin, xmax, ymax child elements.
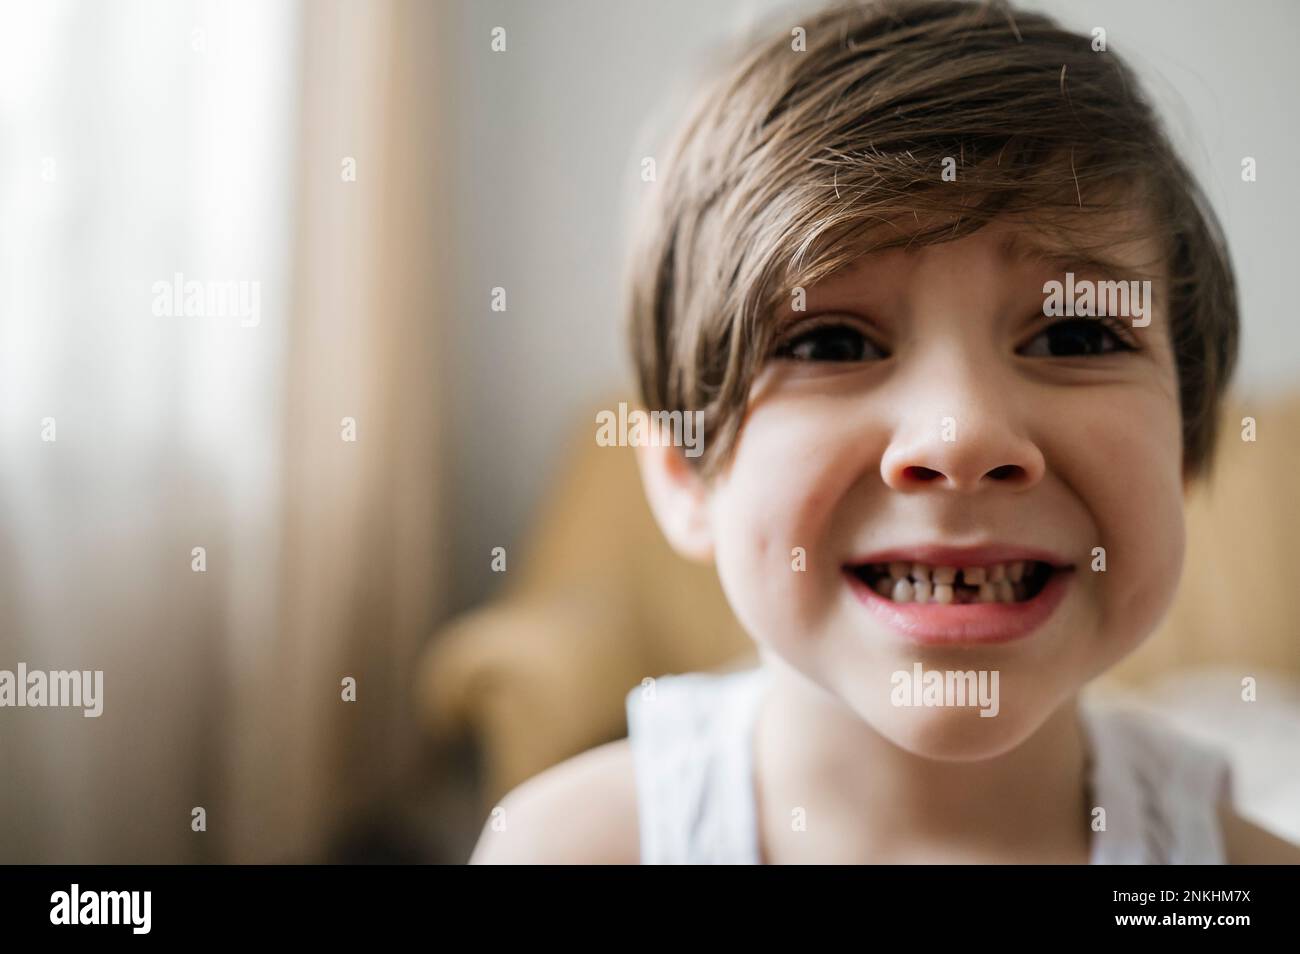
<box><xmin>1017</xmin><ymin>316</ymin><xmax>1137</xmax><ymax>358</ymax></box>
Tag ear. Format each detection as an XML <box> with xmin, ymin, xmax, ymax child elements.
<box><xmin>634</xmin><ymin>438</ymin><xmax>715</xmax><ymax>563</ymax></box>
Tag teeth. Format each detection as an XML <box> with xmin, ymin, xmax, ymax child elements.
<box><xmin>861</xmin><ymin>559</ymin><xmax>1044</xmax><ymax>604</ymax></box>
<box><xmin>932</xmin><ymin>565</ymin><xmax>956</xmax><ymax>585</ymax></box>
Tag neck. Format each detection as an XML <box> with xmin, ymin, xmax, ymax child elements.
<box><xmin>752</xmin><ymin>649</ymin><xmax>1092</xmax><ymax>864</ymax></box>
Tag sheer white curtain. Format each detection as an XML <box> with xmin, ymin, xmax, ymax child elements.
<box><xmin>0</xmin><ymin>0</ymin><xmax>445</xmax><ymax>863</ymax></box>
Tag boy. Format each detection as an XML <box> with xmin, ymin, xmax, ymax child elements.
<box><xmin>472</xmin><ymin>0</ymin><xmax>1300</xmax><ymax>864</ymax></box>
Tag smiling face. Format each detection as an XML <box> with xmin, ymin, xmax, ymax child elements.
<box><xmin>638</xmin><ymin>215</ymin><xmax>1187</xmax><ymax>760</ymax></box>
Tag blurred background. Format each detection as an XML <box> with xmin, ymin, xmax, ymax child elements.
<box><xmin>1</xmin><ymin>0</ymin><xmax>1297</xmax><ymax>864</ymax></box>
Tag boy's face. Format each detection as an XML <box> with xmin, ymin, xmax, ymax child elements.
<box><xmin>640</xmin><ymin>216</ymin><xmax>1186</xmax><ymax>758</ymax></box>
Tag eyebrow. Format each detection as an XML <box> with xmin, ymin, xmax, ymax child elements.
<box><xmin>997</xmin><ymin>233</ymin><xmax>1161</xmax><ymax>283</ymax></box>
<box><xmin>770</xmin><ymin>230</ymin><xmax>1165</xmax><ymax>325</ymax></box>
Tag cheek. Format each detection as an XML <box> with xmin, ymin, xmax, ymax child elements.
<box><xmin>1057</xmin><ymin>380</ymin><xmax>1186</xmax><ymax>646</ymax></box>
<box><xmin>710</xmin><ymin>398</ymin><xmax>872</xmax><ymax>648</ymax></box>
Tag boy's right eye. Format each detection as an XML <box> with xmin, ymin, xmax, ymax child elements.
<box><xmin>773</xmin><ymin>321</ymin><xmax>888</xmax><ymax>362</ymax></box>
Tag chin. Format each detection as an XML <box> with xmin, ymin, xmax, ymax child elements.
<box><xmin>859</xmin><ymin>693</ymin><xmax>1059</xmax><ymax>762</ymax></box>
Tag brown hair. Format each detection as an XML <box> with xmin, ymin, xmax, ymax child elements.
<box><xmin>626</xmin><ymin>0</ymin><xmax>1238</xmax><ymax>481</ymax></box>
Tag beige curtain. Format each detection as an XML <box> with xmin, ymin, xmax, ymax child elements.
<box><xmin>220</xmin><ymin>0</ymin><xmax>448</xmax><ymax>863</ymax></box>
<box><xmin>0</xmin><ymin>0</ymin><xmax>446</xmax><ymax>864</ymax></box>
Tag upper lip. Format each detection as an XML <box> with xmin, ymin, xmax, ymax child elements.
<box><xmin>843</xmin><ymin>543</ymin><xmax>1074</xmax><ymax>569</ymax></box>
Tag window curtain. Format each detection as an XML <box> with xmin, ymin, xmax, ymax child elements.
<box><xmin>0</xmin><ymin>0</ymin><xmax>446</xmax><ymax>863</ymax></box>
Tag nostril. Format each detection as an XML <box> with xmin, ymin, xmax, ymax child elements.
<box><xmin>903</xmin><ymin>466</ymin><xmax>943</xmax><ymax>482</ymax></box>
<box><xmin>986</xmin><ymin>465</ymin><xmax>1023</xmax><ymax>481</ymax></box>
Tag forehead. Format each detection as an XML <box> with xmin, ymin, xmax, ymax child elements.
<box><xmin>778</xmin><ymin>207</ymin><xmax>1168</xmax><ymax>313</ymax></box>
<box><xmin>987</xmin><ymin>208</ymin><xmax>1167</xmax><ymax>281</ymax></box>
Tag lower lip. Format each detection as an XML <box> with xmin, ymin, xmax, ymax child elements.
<box><xmin>843</xmin><ymin>568</ymin><xmax>1073</xmax><ymax>646</ymax></box>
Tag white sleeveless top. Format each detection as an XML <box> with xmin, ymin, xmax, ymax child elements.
<box><xmin>625</xmin><ymin>666</ymin><xmax>1232</xmax><ymax>864</ymax></box>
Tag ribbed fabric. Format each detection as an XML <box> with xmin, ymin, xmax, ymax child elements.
<box><xmin>626</xmin><ymin>667</ymin><xmax>1231</xmax><ymax>864</ymax></box>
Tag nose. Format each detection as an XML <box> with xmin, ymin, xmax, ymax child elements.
<box><xmin>879</xmin><ymin>399</ymin><xmax>1046</xmax><ymax>494</ymax></box>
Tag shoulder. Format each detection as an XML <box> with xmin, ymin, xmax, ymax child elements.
<box><xmin>1218</xmin><ymin>800</ymin><xmax>1300</xmax><ymax>865</ymax></box>
<box><xmin>1084</xmin><ymin>702</ymin><xmax>1299</xmax><ymax>864</ymax></box>
<box><xmin>468</xmin><ymin>737</ymin><xmax>640</xmax><ymax>865</ymax></box>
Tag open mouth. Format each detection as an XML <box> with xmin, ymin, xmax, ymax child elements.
<box><xmin>846</xmin><ymin>560</ymin><xmax>1057</xmax><ymax>605</ymax></box>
